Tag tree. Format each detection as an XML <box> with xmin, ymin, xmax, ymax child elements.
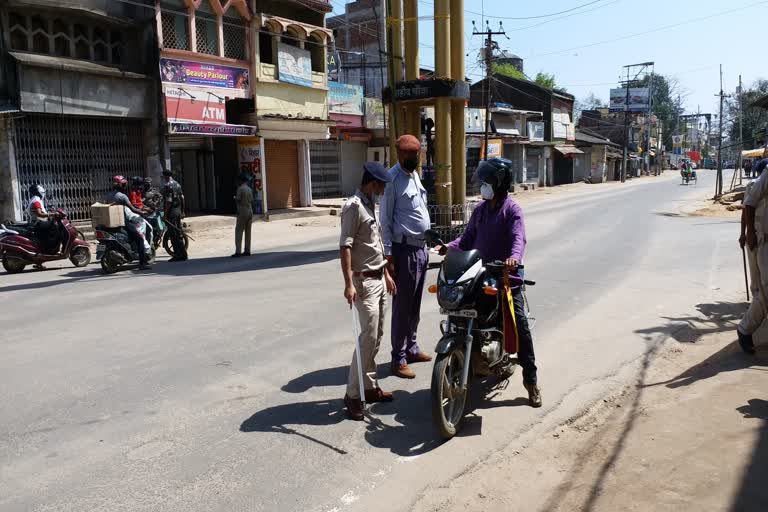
<box><xmin>726</xmin><ymin>79</ymin><xmax>768</xmax><ymax>150</ymax></box>
<box><xmin>574</xmin><ymin>93</ymin><xmax>607</xmax><ymax>122</ymax></box>
<box><xmin>535</xmin><ymin>72</ymin><xmax>560</xmax><ymax>90</ymax></box>
<box><xmin>491</xmin><ymin>62</ymin><xmax>526</xmax><ymax>81</ymax></box>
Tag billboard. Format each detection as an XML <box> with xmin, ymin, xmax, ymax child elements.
<box><xmin>159</xmin><ymin>58</ymin><xmax>249</xmax><ymax>96</ymax></box>
<box><xmin>278</xmin><ymin>43</ymin><xmax>313</xmax><ymax>88</ymax></box>
<box><xmin>609</xmin><ymin>87</ymin><xmax>651</xmax><ymax>112</ymax></box>
<box><xmin>365</xmin><ymin>98</ymin><xmax>385</xmax><ymax>129</ymax></box>
<box><xmin>164</xmin><ymin>87</ymin><xmax>228</xmax><ymax>124</ymax></box>
<box><xmin>329</xmin><ymin>82</ymin><xmax>364</xmax><ymax>116</ymax></box>
<box><xmin>327</xmin><ymin>49</ymin><xmax>341</xmax><ymax>82</ymax></box>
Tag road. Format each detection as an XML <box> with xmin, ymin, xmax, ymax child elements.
<box><xmin>0</xmin><ymin>170</ymin><xmax>744</xmax><ymax>512</ymax></box>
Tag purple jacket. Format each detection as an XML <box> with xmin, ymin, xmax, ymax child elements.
<box><xmin>448</xmin><ymin>196</ymin><xmax>527</xmax><ymax>263</ymax></box>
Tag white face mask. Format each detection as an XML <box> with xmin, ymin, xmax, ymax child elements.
<box><xmin>480</xmin><ymin>182</ymin><xmax>495</xmax><ymax>201</ymax></box>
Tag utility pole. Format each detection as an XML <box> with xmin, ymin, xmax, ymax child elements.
<box><xmin>619</xmin><ymin>61</ymin><xmax>654</xmax><ymax>183</ymax></box>
<box><xmin>715</xmin><ymin>64</ymin><xmax>726</xmax><ymax>198</ymax></box>
<box><xmin>473</xmin><ymin>20</ymin><xmax>506</xmax><ymax>161</ymax></box>
<box><xmin>739</xmin><ymin>74</ymin><xmax>744</xmax><ymax>185</ymax></box>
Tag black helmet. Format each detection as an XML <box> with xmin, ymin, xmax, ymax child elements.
<box><xmin>473</xmin><ymin>158</ymin><xmax>513</xmax><ymax>196</ymax></box>
<box><xmin>131</xmin><ymin>176</ymin><xmax>144</xmax><ymax>186</ymax></box>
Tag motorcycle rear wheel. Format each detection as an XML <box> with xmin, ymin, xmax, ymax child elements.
<box><xmin>2</xmin><ymin>256</ymin><xmax>27</xmax><ymax>274</ymax></box>
<box><xmin>69</xmin><ymin>246</ymin><xmax>91</xmax><ymax>268</ymax></box>
<box><xmin>431</xmin><ymin>348</ymin><xmax>469</xmax><ymax>440</ymax></box>
<box><xmin>100</xmin><ymin>249</ymin><xmax>121</xmax><ymax>274</ymax></box>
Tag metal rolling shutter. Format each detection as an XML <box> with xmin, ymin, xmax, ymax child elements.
<box><xmin>265</xmin><ymin>140</ymin><xmax>299</xmax><ymax>209</ymax></box>
<box><xmin>309</xmin><ymin>140</ymin><xmax>341</xmax><ymax>198</ymax></box>
<box><xmin>13</xmin><ymin>114</ymin><xmax>144</xmax><ymax>222</ymax></box>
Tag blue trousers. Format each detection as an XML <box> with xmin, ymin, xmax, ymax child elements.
<box><xmin>390</xmin><ymin>243</ymin><xmax>428</xmax><ymax>365</ymax></box>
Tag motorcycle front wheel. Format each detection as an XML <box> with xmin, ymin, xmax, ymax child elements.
<box><xmin>431</xmin><ymin>348</ymin><xmax>469</xmax><ymax>439</ymax></box>
<box><xmin>2</xmin><ymin>256</ymin><xmax>27</xmax><ymax>274</ymax></box>
<box><xmin>162</xmin><ymin>232</ymin><xmax>190</xmax><ymax>257</ymax></box>
<box><xmin>69</xmin><ymin>246</ymin><xmax>91</xmax><ymax>268</ymax></box>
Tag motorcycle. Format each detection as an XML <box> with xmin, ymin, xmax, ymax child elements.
<box><xmin>0</xmin><ymin>209</ymin><xmax>91</xmax><ymax>273</ymax></box>
<box><xmin>95</xmin><ymin>220</ymin><xmax>155</xmax><ymax>274</ymax></box>
<box><xmin>425</xmin><ymin>231</ymin><xmax>536</xmax><ymax>439</ymax></box>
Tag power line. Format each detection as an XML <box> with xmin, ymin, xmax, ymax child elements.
<box><xmin>420</xmin><ymin>0</ymin><xmax>612</xmax><ymax>20</ymax></box>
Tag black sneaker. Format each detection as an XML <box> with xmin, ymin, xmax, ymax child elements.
<box><xmin>738</xmin><ymin>330</ymin><xmax>756</xmax><ymax>355</ymax></box>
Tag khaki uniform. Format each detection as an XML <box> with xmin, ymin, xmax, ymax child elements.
<box><xmin>340</xmin><ymin>190</ymin><xmax>387</xmax><ymax>399</ymax></box>
<box><xmin>740</xmin><ymin>177</ymin><xmax>768</xmax><ymax>334</ymax></box>
<box><xmin>235</xmin><ymin>183</ymin><xmax>254</xmax><ymax>254</ymax></box>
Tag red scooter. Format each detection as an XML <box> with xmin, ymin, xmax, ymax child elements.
<box><xmin>0</xmin><ymin>209</ymin><xmax>91</xmax><ymax>273</ymax></box>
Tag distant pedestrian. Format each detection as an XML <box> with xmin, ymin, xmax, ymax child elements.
<box><xmin>754</xmin><ymin>157</ymin><xmax>768</xmax><ymax>177</ymax></box>
<box><xmin>339</xmin><ymin>162</ymin><xmax>397</xmax><ymax>421</ymax></box>
<box><xmin>161</xmin><ymin>169</ymin><xmax>188</xmax><ymax>262</ymax></box>
<box><xmin>380</xmin><ymin>134</ymin><xmax>433</xmax><ymax>379</ymax></box>
<box><xmin>232</xmin><ymin>173</ymin><xmax>254</xmax><ymax>258</ymax></box>
<box><xmin>744</xmin><ymin>158</ymin><xmax>753</xmax><ymax>178</ymax></box>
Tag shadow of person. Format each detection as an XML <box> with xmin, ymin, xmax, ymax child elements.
<box><xmin>240</xmin><ymin>398</ymin><xmax>349</xmax><ymax>454</ymax></box>
<box><xmin>737</xmin><ymin>399</ymin><xmax>768</xmax><ymax>420</ymax></box>
<box><xmin>281</xmin><ymin>363</ymin><xmax>392</xmax><ymax>394</ymax></box>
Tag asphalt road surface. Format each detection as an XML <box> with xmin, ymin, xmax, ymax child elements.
<box><xmin>0</xmin><ymin>170</ymin><xmax>744</xmax><ymax>512</ymax></box>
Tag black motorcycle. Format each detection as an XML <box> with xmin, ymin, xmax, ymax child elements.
<box><xmin>95</xmin><ymin>222</ymin><xmax>155</xmax><ymax>273</ymax></box>
<box><xmin>426</xmin><ymin>231</ymin><xmax>536</xmax><ymax>439</ymax></box>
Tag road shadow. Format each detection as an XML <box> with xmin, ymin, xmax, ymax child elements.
<box><xmin>540</xmin><ymin>301</ymin><xmax>755</xmax><ymax>512</ymax></box>
<box><xmin>281</xmin><ymin>363</ymin><xmax>392</xmax><ymax>394</ymax></box>
<box><xmin>729</xmin><ymin>399</ymin><xmax>768</xmax><ymax>510</ymax></box>
<box><xmin>0</xmin><ymin>264</ymin><xmax>130</xmax><ymax>293</ymax></box>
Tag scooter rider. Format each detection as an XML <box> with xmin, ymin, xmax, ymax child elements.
<box><xmin>106</xmin><ymin>175</ymin><xmax>150</xmax><ymax>270</ymax></box>
<box><xmin>26</xmin><ymin>183</ymin><xmax>60</xmax><ymax>256</ymax></box>
<box><xmin>438</xmin><ymin>158</ymin><xmax>542</xmax><ymax>407</ymax></box>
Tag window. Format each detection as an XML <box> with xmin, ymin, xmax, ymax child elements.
<box><xmin>195</xmin><ymin>11</ymin><xmax>219</xmax><ymax>55</ymax></box>
<box><xmin>308</xmin><ymin>34</ymin><xmax>324</xmax><ymax>73</ymax></box>
<box><xmin>259</xmin><ymin>31</ymin><xmax>274</xmax><ymax>64</ymax></box>
<box><xmin>161</xmin><ymin>10</ymin><xmax>189</xmax><ymax>51</ymax></box>
<box><xmin>282</xmin><ymin>30</ymin><xmax>301</xmax><ymax>48</ymax></box>
<box><xmin>222</xmin><ymin>14</ymin><xmax>246</xmax><ymax>60</ymax></box>
<box><xmin>9</xmin><ymin>12</ymin><xmax>29</xmax><ymax>51</ymax></box>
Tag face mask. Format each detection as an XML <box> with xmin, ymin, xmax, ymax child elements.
<box><xmin>402</xmin><ymin>158</ymin><xmax>419</xmax><ymax>172</ymax></box>
<box><xmin>480</xmin><ymin>182</ymin><xmax>495</xmax><ymax>201</ymax></box>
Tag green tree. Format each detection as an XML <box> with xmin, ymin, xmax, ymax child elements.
<box><xmin>491</xmin><ymin>62</ymin><xmax>526</xmax><ymax>81</ymax></box>
<box><xmin>726</xmin><ymin>79</ymin><xmax>768</xmax><ymax>150</ymax></box>
<box><xmin>574</xmin><ymin>93</ymin><xmax>607</xmax><ymax>122</ymax></box>
<box><xmin>534</xmin><ymin>72</ymin><xmax>557</xmax><ymax>89</ymax></box>
<box><xmin>634</xmin><ymin>73</ymin><xmax>686</xmax><ymax>152</ymax></box>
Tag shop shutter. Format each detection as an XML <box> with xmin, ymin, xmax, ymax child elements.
<box><xmin>265</xmin><ymin>140</ymin><xmax>299</xmax><ymax>209</ymax></box>
<box><xmin>309</xmin><ymin>140</ymin><xmax>341</xmax><ymax>198</ymax></box>
<box><xmin>13</xmin><ymin>114</ymin><xmax>144</xmax><ymax>222</ymax></box>
<box><xmin>168</xmin><ymin>136</ymin><xmax>206</xmax><ymax>150</ymax></box>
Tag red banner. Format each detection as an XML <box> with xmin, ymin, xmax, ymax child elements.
<box><xmin>165</xmin><ymin>95</ymin><xmax>226</xmax><ymax>124</ymax></box>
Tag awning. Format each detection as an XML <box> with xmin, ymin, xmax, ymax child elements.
<box><xmin>743</xmin><ymin>147</ymin><xmax>768</xmax><ymax>158</ymax></box>
<box><xmin>555</xmin><ymin>145</ymin><xmax>584</xmax><ymax>156</ymax></box>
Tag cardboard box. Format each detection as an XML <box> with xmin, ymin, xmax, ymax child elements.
<box><xmin>91</xmin><ymin>203</ymin><xmax>125</xmax><ymax>228</ymax></box>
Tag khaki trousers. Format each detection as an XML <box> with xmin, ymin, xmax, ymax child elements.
<box><xmin>347</xmin><ymin>276</ymin><xmax>386</xmax><ymax>399</ymax></box>
<box><xmin>740</xmin><ymin>240</ymin><xmax>768</xmax><ymax>334</ymax></box>
<box><xmin>235</xmin><ymin>212</ymin><xmax>253</xmax><ymax>255</ymax></box>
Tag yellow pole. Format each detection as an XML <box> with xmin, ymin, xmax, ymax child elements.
<box><xmin>403</xmin><ymin>0</ymin><xmax>420</xmax><ymax>137</ymax></box>
<box><xmin>450</xmin><ymin>0</ymin><xmax>465</xmax><ymax>208</ymax></box>
<box><xmin>386</xmin><ymin>0</ymin><xmax>403</xmax><ymax>165</ymax></box>
<box><xmin>392</xmin><ymin>0</ymin><xmax>404</xmax><ymax>138</ymax></box>
<box><xmin>434</xmin><ymin>0</ymin><xmax>452</xmax><ymax>208</ymax></box>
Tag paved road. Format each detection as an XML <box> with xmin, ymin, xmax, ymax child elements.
<box><xmin>0</xmin><ymin>170</ymin><xmax>744</xmax><ymax>512</ymax></box>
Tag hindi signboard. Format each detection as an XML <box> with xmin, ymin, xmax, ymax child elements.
<box><xmin>329</xmin><ymin>82</ymin><xmax>364</xmax><ymax>116</ymax></box>
<box><xmin>238</xmin><ymin>137</ymin><xmax>265</xmax><ymax>215</ymax></box>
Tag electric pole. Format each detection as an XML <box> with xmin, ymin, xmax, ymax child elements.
<box><xmin>739</xmin><ymin>74</ymin><xmax>744</xmax><ymax>185</ymax></box>
<box><xmin>619</xmin><ymin>62</ymin><xmax>653</xmax><ymax>183</ymax></box>
<box><xmin>715</xmin><ymin>64</ymin><xmax>726</xmax><ymax>198</ymax></box>
<box><xmin>473</xmin><ymin>20</ymin><xmax>506</xmax><ymax>161</ymax></box>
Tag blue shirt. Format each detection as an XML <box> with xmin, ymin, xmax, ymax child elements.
<box><xmin>380</xmin><ymin>164</ymin><xmax>431</xmax><ymax>255</ymax></box>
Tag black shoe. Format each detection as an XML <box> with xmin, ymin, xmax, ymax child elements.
<box><xmin>525</xmin><ymin>383</ymin><xmax>542</xmax><ymax>408</ymax></box>
<box><xmin>138</xmin><ymin>263</ymin><xmax>152</xmax><ymax>271</ymax></box>
<box><xmin>243</xmin><ymin>252</ymin><xmax>251</xmax><ymax>256</ymax></box>
<box><xmin>231</xmin><ymin>253</ymin><xmax>242</xmax><ymax>258</ymax></box>
<box><xmin>738</xmin><ymin>330</ymin><xmax>756</xmax><ymax>355</ymax></box>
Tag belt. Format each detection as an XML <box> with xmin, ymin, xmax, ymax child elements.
<box><xmin>394</xmin><ymin>235</ymin><xmax>426</xmax><ymax>248</ymax></box>
<box><xmin>353</xmin><ymin>269</ymin><xmax>384</xmax><ymax>279</ymax></box>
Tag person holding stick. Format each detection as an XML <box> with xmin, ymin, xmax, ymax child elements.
<box><xmin>339</xmin><ymin>163</ymin><xmax>397</xmax><ymax>421</ymax></box>
<box><xmin>738</xmin><ymin>169</ymin><xmax>768</xmax><ymax>354</ymax></box>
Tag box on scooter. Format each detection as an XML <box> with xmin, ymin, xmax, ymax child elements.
<box><xmin>90</xmin><ymin>203</ymin><xmax>124</xmax><ymax>228</ymax></box>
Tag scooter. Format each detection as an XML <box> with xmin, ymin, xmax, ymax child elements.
<box><xmin>0</xmin><ymin>209</ymin><xmax>91</xmax><ymax>273</ymax></box>
<box><xmin>95</xmin><ymin>220</ymin><xmax>155</xmax><ymax>274</ymax></box>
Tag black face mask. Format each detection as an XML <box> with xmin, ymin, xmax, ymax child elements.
<box><xmin>402</xmin><ymin>158</ymin><xmax>419</xmax><ymax>172</ymax></box>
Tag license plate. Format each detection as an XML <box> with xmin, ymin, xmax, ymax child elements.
<box><xmin>440</xmin><ymin>309</ymin><xmax>477</xmax><ymax>318</ymax></box>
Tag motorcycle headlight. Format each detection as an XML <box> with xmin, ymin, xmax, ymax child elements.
<box><xmin>438</xmin><ymin>284</ymin><xmax>465</xmax><ymax>309</ymax></box>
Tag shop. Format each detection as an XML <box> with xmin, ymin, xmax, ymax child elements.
<box><xmin>160</xmin><ymin>57</ymin><xmax>257</xmax><ymax>214</ymax></box>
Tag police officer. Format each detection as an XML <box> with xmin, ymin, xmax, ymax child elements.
<box><xmin>161</xmin><ymin>169</ymin><xmax>188</xmax><ymax>262</ymax></box>
<box><xmin>340</xmin><ymin>162</ymin><xmax>398</xmax><ymax>421</ymax></box>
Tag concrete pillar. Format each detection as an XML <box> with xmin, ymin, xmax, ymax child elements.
<box><xmin>387</xmin><ymin>0</ymin><xmax>404</xmax><ymax>164</ymax></box>
<box><xmin>0</xmin><ymin>118</ymin><xmax>21</xmax><ymax>222</ymax></box>
<box><xmin>449</xmin><ymin>0</ymin><xmax>465</xmax><ymax>207</ymax></box>
<box><xmin>403</xmin><ymin>0</ymin><xmax>420</xmax><ymax>138</ymax></box>
<box><xmin>433</xmin><ymin>0</ymin><xmax>451</xmax><ymax>208</ymax></box>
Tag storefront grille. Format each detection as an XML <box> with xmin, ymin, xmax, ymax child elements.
<box><xmin>309</xmin><ymin>141</ymin><xmax>341</xmax><ymax>199</ymax></box>
<box><xmin>13</xmin><ymin>115</ymin><xmax>145</xmax><ymax>222</ymax></box>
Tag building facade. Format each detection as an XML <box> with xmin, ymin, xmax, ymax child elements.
<box><xmin>0</xmin><ymin>0</ymin><xmax>159</xmax><ymax>222</ymax></box>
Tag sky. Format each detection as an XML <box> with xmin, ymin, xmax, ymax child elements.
<box><xmin>331</xmin><ymin>0</ymin><xmax>768</xmax><ymax>116</ymax></box>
